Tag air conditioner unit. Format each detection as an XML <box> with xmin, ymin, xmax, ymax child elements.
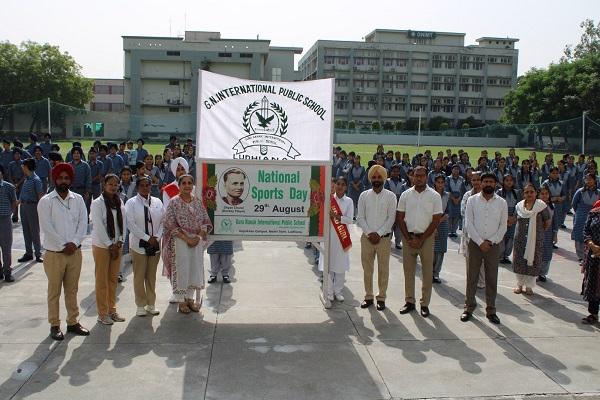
<box><xmin>354</xmin><ymin>87</ymin><xmax>363</xmax><ymax>93</ymax></box>
<box><xmin>385</xmin><ymin>89</ymin><xmax>392</xmax><ymax>94</ymax></box>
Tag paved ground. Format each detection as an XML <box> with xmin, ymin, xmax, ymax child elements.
<box><xmin>1</xmin><ymin>213</ymin><xmax>599</xmax><ymax>400</ymax></box>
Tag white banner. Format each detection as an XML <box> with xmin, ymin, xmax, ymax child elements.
<box><xmin>197</xmin><ymin>71</ymin><xmax>333</xmax><ymax>162</ymax></box>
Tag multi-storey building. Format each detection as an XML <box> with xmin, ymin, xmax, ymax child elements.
<box><xmin>123</xmin><ymin>31</ymin><xmax>302</xmax><ymax>137</ymax></box>
<box><xmin>87</xmin><ymin>79</ymin><xmax>125</xmax><ymax>112</ymax></box>
<box><xmin>299</xmin><ymin>29</ymin><xmax>519</xmax><ymax>127</ymax></box>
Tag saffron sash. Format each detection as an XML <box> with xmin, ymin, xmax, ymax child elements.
<box><xmin>331</xmin><ymin>195</ymin><xmax>352</xmax><ymax>251</ymax></box>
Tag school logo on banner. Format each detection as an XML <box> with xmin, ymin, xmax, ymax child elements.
<box><xmin>197</xmin><ymin>71</ymin><xmax>333</xmax><ymax>162</ymax></box>
<box><xmin>233</xmin><ymin>96</ymin><xmax>300</xmax><ymax>159</ymax></box>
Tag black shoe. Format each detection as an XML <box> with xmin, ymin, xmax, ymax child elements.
<box><xmin>460</xmin><ymin>311</ymin><xmax>472</xmax><ymax>322</ymax></box>
<box><xmin>222</xmin><ymin>275</ymin><xmax>231</xmax><ymax>284</ymax></box>
<box><xmin>537</xmin><ymin>275</ymin><xmax>547</xmax><ymax>282</ymax></box>
<box><xmin>35</xmin><ymin>257</ymin><xmax>43</xmax><ymax>263</ymax></box>
<box><xmin>448</xmin><ymin>233</ymin><xmax>457</xmax><ymax>238</ymax></box>
<box><xmin>117</xmin><ymin>273</ymin><xmax>123</xmax><ymax>283</ymax></box>
<box><xmin>420</xmin><ymin>306</ymin><xmax>430</xmax><ymax>318</ymax></box>
<box><xmin>560</xmin><ymin>224</ymin><xmax>567</xmax><ymax>229</ymax></box>
<box><xmin>17</xmin><ymin>254</ymin><xmax>33</xmax><ymax>263</ymax></box>
<box><xmin>4</xmin><ymin>274</ymin><xmax>14</xmax><ymax>282</ymax></box>
<box><xmin>207</xmin><ymin>275</ymin><xmax>217</xmax><ymax>284</ymax></box>
<box><xmin>553</xmin><ymin>245</ymin><xmax>559</xmax><ymax>249</ymax></box>
<box><xmin>50</xmin><ymin>326</ymin><xmax>64</xmax><ymax>341</ymax></box>
<box><xmin>360</xmin><ymin>299</ymin><xmax>374</xmax><ymax>309</ymax></box>
<box><xmin>376</xmin><ymin>301</ymin><xmax>386</xmax><ymax>311</ymax></box>
<box><xmin>487</xmin><ymin>314</ymin><xmax>501</xmax><ymax>324</ymax></box>
<box><xmin>399</xmin><ymin>303</ymin><xmax>415</xmax><ymax>314</ymax></box>
<box><xmin>500</xmin><ymin>258</ymin><xmax>511</xmax><ymax>264</ymax></box>
<box><xmin>66</xmin><ymin>323</ymin><xmax>90</xmax><ymax>336</ymax></box>
<box><xmin>432</xmin><ymin>277</ymin><xmax>442</xmax><ymax>284</ymax></box>
<box><xmin>304</xmin><ymin>243</ymin><xmax>312</xmax><ymax>249</ymax></box>
<box><xmin>0</xmin><ymin>273</ymin><xmax>3</xmax><ymax>280</ymax></box>
<box><xmin>395</xmin><ymin>244</ymin><xmax>402</xmax><ymax>250</ymax></box>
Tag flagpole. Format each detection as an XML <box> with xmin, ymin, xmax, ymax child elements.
<box><xmin>417</xmin><ymin>108</ymin><xmax>422</xmax><ymax>148</ymax></box>
<box><xmin>47</xmin><ymin>97</ymin><xmax>51</xmax><ymax>135</ymax></box>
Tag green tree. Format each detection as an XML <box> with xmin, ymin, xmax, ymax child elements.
<box><xmin>440</xmin><ymin>122</ymin><xmax>450</xmax><ymax>130</ymax></box>
<box><xmin>348</xmin><ymin>120</ymin><xmax>356</xmax><ymax>130</ymax></box>
<box><xmin>393</xmin><ymin>120</ymin><xmax>404</xmax><ymax>131</ymax></box>
<box><xmin>427</xmin><ymin>116</ymin><xmax>447</xmax><ymax>130</ymax></box>
<box><xmin>0</xmin><ymin>41</ymin><xmax>93</xmax><ymax>132</ymax></box>
<box><xmin>371</xmin><ymin>120</ymin><xmax>381</xmax><ymax>131</ymax></box>
<box><xmin>563</xmin><ymin>19</ymin><xmax>600</xmax><ymax>61</ymax></box>
<box><xmin>382</xmin><ymin>121</ymin><xmax>393</xmax><ymax>131</ymax></box>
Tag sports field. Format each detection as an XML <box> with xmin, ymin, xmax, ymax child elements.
<box><xmin>54</xmin><ymin>140</ymin><xmax>538</xmax><ymax>162</ymax></box>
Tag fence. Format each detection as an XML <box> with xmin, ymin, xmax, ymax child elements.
<box><xmin>1</xmin><ymin>100</ymin><xmax>600</xmax><ymax>153</ymax></box>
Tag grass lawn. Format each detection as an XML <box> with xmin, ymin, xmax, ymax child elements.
<box><xmin>53</xmin><ymin>140</ymin><xmax>545</xmax><ymax>163</ymax></box>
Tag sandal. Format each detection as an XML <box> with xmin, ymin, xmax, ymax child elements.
<box><xmin>513</xmin><ymin>287</ymin><xmax>523</xmax><ymax>294</ymax></box>
<box><xmin>187</xmin><ymin>299</ymin><xmax>200</xmax><ymax>313</ymax></box>
<box><xmin>524</xmin><ymin>288</ymin><xmax>534</xmax><ymax>296</ymax></box>
<box><xmin>178</xmin><ymin>302</ymin><xmax>191</xmax><ymax>314</ymax></box>
<box><xmin>581</xmin><ymin>314</ymin><xmax>598</xmax><ymax>324</ymax></box>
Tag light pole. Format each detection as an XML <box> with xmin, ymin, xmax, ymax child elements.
<box><xmin>47</xmin><ymin>98</ymin><xmax>51</xmax><ymax>135</ymax></box>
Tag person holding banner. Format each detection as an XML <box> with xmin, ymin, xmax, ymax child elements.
<box><xmin>161</xmin><ymin>157</ymin><xmax>189</xmax><ymax>212</ymax></box>
<box><xmin>162</xmin><ymin>174</ymin><xmax>212</xmax><ymax>314</ymax></box>
<box><xmin>357</xmin><ymin>165</ymin><xmax>397</xmax><ymax>311</ymax></box>
<box><xmin>318</xmin><ymin>176</ymin><xmax>354</xmax><ymax>302</ymax></box>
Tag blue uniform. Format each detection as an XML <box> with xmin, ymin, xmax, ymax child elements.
<box><xmin>108</xmin><ymin>153</ymin><xmax>125</xmax><ymax>176</ymax></box>
<box><xmin>89</xmin><ymin>160</ymin><xmax>104</xmax><ymax>198</ymax></box>
<box><xmin>34</xmin><ymin>157</ymin><xmax>51</xmax><ymax>193</ymax></box>
<box><xmin>543</xmin><ymin>178</ymin><xmax>567</xmax><ymax>228</ymax></box>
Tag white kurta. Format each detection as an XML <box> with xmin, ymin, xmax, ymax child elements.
<box><xmin>318</xmin><ymin>194</ymin><xmax>354</xmax><ymax>273</ymax></box>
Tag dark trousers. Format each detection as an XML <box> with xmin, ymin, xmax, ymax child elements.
<box><xmin>21</xmin><ymin>203</ymin><xmax>41</xmax><ymax>258</ymax></box>
<box><xmin>589</xmin><ymin>300</ymin><xmax>600</xmax><ymax>316</ymax></box>
<box><xmin>465</xmin><ymin>239</ymin><xmax>500</xmax><ymax>315</ymax></box>
<box><xmin>0</xmin><ymin>215</ymin><xmax>13</xmax><ymax>275</ymax></box>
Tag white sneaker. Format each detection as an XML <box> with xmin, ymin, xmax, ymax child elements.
<box><xmin>335</xmin><ymin>293</ymin><xmax>345</xmax><ymax>302</ymax></box>
<box><xmin>168</xmin><ymin>294</ymin><xmax>178</xmax><ymax>304</ymax></box>
<box><xmin>136</xmin><ymin>307</ymin><xmax>148</xmax><ymax>317</ymax></box>
<box><xmin>145</xmin><ymin>305</ymin><xmax>160</xmax><ymax>315</ymax></box>
<box><xmin>327</xmin><ymin>294</ymin><xmax>334</xmax><ymax>302</ymax></box>
<box><xmin>97</xmin><ymin>315</ymin><xmax>114</xmax><ymax>325</ymax></box>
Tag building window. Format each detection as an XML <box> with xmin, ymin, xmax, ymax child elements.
<box><xmin>500</xmin><ymin>78</ymin><xmax>511</xmax><ymax>86</ymax></box>
<box><xmin>240</xmin><ymin>53</ymin><xmax>253</xmax><ymax>58</ymax></box>
<box><xmin>111</xmin><ymin>103</ymin><xmax>125</xmax><ymax>112</ymax></box>
<box><xmin>410</xmin><ymin>104</ymin><xmax>426</xmax><ymax>112</ymax></box>
<box><xmin>110</xmin><ymin>85</ymin><xmax>124</xmax><ymax>95</ymax></box>
<box><xmin>91</xmin><ymin>102</ymin><xmax>110</xmax><ymax>112</ymax></box>
<box><xmin>94</xmin><ymin>85</ymin><xmax>110</xmax><ymax>94</ymax></box>
<box><xmin>167</xmin><ymin>51</ymin><xmax>180</xmax><ymax>56</ymax></box>
<box><xmin>325</xmin><ymin>56</ymin><xmax>334</xmax><ymax>64</ymax></box>
<box><xmin>413</xmin><ymin>59</ymin><xmax>428</xmax><ymax>68</ymax></box>
<box><xmin>411</xmin><ymin>82</ymin><xmax>427</xmax><ymax>90</ymax></box>
<box><xmin>169</xmin><ymin>80</ymin><xmax>179</xmax><ymax>86</ymax></box>
<box><xmin>169</xmin><ymin>107</ymin><xmax>179</xmax><ymax>112</ymax></box>
<box><xmin>487</xmin><ymin>78</ymin><xmax>498</xmax><ymax>85</ymax></box>
<box><xmin>500</xmin><ymin>56</ymin><xmax>512</xmax><ymax>64</ymax></box>
<box><xmin>218</xmin><ymin>52</ymin><xmax>232</xmax><ymax>57</ymax></box>
<box><xmin>272</xmin><ymin>67</ymin><xmax>282</xmax><ymax>82</ymax></box>
<box><xmin>487</xmin><ymin>56</ymin><xmax>498</xmax><ymax>63</ymax></box>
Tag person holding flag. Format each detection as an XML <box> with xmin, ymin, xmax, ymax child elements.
<box><xmin>319</xmin><ymin>176</ymin><xmax>354</xmax><ymax>302</ymax></box>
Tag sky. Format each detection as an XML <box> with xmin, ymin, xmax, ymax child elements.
<box><xmin>1</xmin><ymin>0</ymin><xmax>598</xmax><ymax>78</ymax></box>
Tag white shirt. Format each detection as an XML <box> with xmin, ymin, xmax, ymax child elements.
<box><xmin>465</xmin><ymin>192</ymin><xmax>508</xmax><ymax>246</ymax></box>
<box><xmin>397</xmin><ymin>186</ymin><xmax>443</xmax><ymax>233</ymax></box>
<box><xmin>125</xmin><ymin>194</ymin><xmax>165</xmax><ymax>254</ymax></box>
<box><xmin>91</xmin><ymin>195</ymin><xmax>126</xmax><ymax>248</ymax></box>
<box><xmin>37</xmin><ymin>190</ymin><xmax>88</xmax><ymax>252</ymax></box>
<box><xmin>356</xmin><ymin>188</ymin><xmax>397</xmax><ymax>237</ymax></box>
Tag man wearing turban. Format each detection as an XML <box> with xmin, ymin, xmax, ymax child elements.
<box><xmin>38</xmin><ymin>163</ymin><xmax>90</xmax><ymax>341</ymax></box>
<box><xmin>356</xmin><ymin>164</ymin><xmax>398</xmax><ymax>311</ymax></box>
<box><xmin>161</xmin><ymin>157</ymin><xmax>189</xmax><ymax>211</ymax></box>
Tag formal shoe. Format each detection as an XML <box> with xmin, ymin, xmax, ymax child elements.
<box><xmin>304</xmin><ymin>242</ymin><xmax>312</xmax><ymax>249</ymax></box>
<box><xmin>581</xmin><ymin>314</ymin><xmax>599</xmax><ymax>324</ymax></box>
<box><xmin>136</xmin><ymin>307</ymin><xmax>147</xmax><ymax>317</ymax></box>
<box><xmin>117</xmin><ymin>273</ymin><xmax>124</xmax><ymax>283</ymax></box>
<box><xmin>67</xmin><ymin>323</ymin><xmax>90</xmax><ymax>336</ymax></box>
<box><xmin>97</xmin><ymin>315</ymin><xmax>114</xmax><ymax>325</ymax></box>
<box><xmin>145</xmin><ymin>305</ymin><xmax>160</xmax><ymax>316</ymax></box>
<box><xmin>537</xmin><ymin>275</ymin><xmax>547</xmax><ymax>282</ymax></box>
<box><xmin>399</xmin><ymin>303</ymin><xmax>415</xmax><ymax>314</ymax></box>
<box><xmin>460</xmin><ymin>311</ymin><xmax>472</xmax><ymax>322</ymax></box>
<box><xmin>4</xmin><ymin>274</ymin><xmax>15</xmax><ymax>282</ymax></box>
<box><xmin>222</xmin><ymin>275</ymin><xmax>231</xmax><ymax>284</ymax></box>
<box><xmin>17</xmin><ymin>254</ymin><xmax>33</xmax><ymax>263</ymax></box>
<box><xmin>553</xmin><ymin>244</ymin><xmax>559</xmax><ymax>249</ymax></box>
<box><xmin>395</xmin><ymin>244</ymin><xmax>402</xmax><ymax>250</ymax></box>
<box><xmin>420</xmin><ymin>306</ymin><xmax>430</xmax><ymax>318</ymax></box>
<box><xmin>376</xmin><ymin>301</ymin><xmax>386</xmax><ymax>311</ymax></box>
<box><xmin>487</xmin><ymin>314</ymin><xmax>501</xmax><ymax>324</ymax></box>
<box><xmin>110</xmin><ymin>312</ymin><xmax>126</xmax><ymax>322</ymax></box>
<box><xmin>360</xmin><ymin>299</ymin><xmax>374</xmax><ymax>309</ymax></box>
<box><xmin>50</xmin><ymin>326</ymin><xmax>64</xmax><ymax>341</ymax></box>
<box><xmin>432</xmin><ymin>277</ymin><xmax>442</xmax><ymax>284</ymax></box>
<box><xmin>499</xmin><ymin>258</ymin><xmax>511</xmax><ymax>264</ymax></box>
<box><xmin>35</xmin><ymin>257</ymin><xmax>43</xmax><ymax>263</ymax></box>
<box><xmin>560</xmin><ymin>224</ymin><xmax>567</xmax><ymax>229</ymax></box>
<box><xmin>335</xmin><ymin>293</ymin><xmax>345</xmax><ymax>302</ymax></box>
<box><xmin>207</xmin><ymin>275</ymin><xmax>217</xmax><ymax>284</ymax></box>
<box><xmin>567</xmin><ymin>211</ymin><xmax>573</xmax><ymax>216</ymax></box>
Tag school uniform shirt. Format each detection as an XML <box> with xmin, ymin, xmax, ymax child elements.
<box><xmin>37</xmin><ymin>190</ymin><xmax>88</xmax><ymax>251</ymax></box>
<box><xmin>91</xmin><ymin>195</ymin><xmax>126</xmax><ymax>248</ymax></box>
<box><xmin>125</xmin><ymin>194</ymin><xmax>164</xmax><ymax>254</ymax></box>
